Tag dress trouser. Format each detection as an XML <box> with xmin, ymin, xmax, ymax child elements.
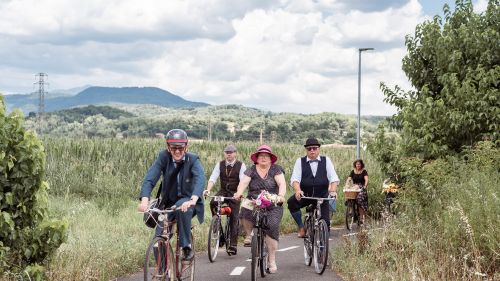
<box><xmin>287</xmin><ymin>195</ymin><xmax>331</xmax><ymax>228</ymax></box>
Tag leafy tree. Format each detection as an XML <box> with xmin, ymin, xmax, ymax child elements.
<box><xmin>380</xmin><ymin>0</ymin><xmax>499</xmax><ymax>159</ymax></box>
<box><xmin>0</xmin><ymin>95</ymin><xmax>67</xmax><ymax>278</ymax></box>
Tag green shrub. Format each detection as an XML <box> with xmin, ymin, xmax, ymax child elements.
<box><xmin>0</xmin><ymin>95</ymin><xmax>67</xmax><ymax>277</ymax></box>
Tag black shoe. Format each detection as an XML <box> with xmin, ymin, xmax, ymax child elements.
<box><xmin>182</xmin><ymin>247</ymin><xmax>194</xmax><ymax>261</ymax></box>
<box><xmin>219</xmin><ymin>238</ymin><xmax>226</xmax><ymax>248</ymax></box>
<box><xmin>227</xmin><ymin>246</ymin><xmax>237</xmax><ymax>256</ymax></box>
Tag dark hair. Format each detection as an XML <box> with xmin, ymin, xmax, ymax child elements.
<box><xmin>353</xmin><ymin>159</ymin><xmax>365</xmax><ymax>169</ymax></box>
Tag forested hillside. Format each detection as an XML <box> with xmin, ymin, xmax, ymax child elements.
<box><xmin>24</xmin><ymin>104</ymin><xmax>385</xmax><ymax>144</ymax></box>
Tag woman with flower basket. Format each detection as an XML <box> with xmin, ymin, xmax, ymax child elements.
<box><xmin>234</xmin><ymin>144</ymin><xmax>286</xmax><ymax>274</ymax></box>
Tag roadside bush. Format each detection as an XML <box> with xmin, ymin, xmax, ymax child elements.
<box><xmin>0</xmin><ymin>95</ymin><xmax>67</xmax><ymax>278</ymax></box>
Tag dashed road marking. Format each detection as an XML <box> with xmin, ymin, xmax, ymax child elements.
<box><xmin>277</xmin><ymin>246</ymin><xmax>299</xmax><ymax>252</ymax></box>
<box><xmin>230</xmin><ymin>266</ymin><xmax>246</xmax><ymax>275</ymax></box>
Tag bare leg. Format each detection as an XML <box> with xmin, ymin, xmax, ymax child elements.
<box><xmin>359</xmin><ymin>207</ymin><xmax>365</xmax><ymax>224</ymax></box>
<box><xmin>265</xmin><ymin>236</ymin><xmax>278</xmax><ymax>273</ymax></box>
<box><xmin>241</xmin><ymin>219</ymin><xmax>253</xmax><ymax>242</ymax></box>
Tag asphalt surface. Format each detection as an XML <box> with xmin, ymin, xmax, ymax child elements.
<box><xmin>117</xmin><ymin>226</ymin><xmax>346</xmax><ymax>281</ymax></box>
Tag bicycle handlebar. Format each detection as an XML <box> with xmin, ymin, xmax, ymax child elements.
<box><xmin>147</xmin><ymin>206</ymin><xmax>178</xmax><ymax>214</ymax></box>
<box><xmin>207</xmin><ymin>195</ymin><xmax>235</xmax><ymax>202</ymax></box>
<box><xmin>301</xmin><ymin>196</ymin><xmax>336</xmax><ymax>201</ymax></box>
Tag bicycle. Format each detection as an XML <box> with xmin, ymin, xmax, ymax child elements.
<box><xmin>207</xmin><ymin>195</ymin><xmax>237</xmax><ymax>262</ymax></box>
<box><xmin>344</xmin><ymin>187</ymin><xmax>361</xmax><ymax>231</ymax></box>
<box><xmin>301</xmin><ymin>196</ymin><xmax>336</xmax><ymax>275</ymax></box>
<box><xmin>143</xmin><ymin>205</ymin><xmax>195</xmax><ymax>281</ymax></box>
<box><xmin>250</xmin><ymin>200</ymin><xmax>269</xmax><ymax>281</ymax></box>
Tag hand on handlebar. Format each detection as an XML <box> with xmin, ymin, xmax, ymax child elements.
<box><xmin>295</xmin><ymin>190</ymin><xmax>304</xmax><ymax>201</ymax></box>
<box><xmin>203</xmin><ymin>189</ymin><xmax>210</xmax><ymax>197</ymax></box>
<box><xmin>233</xmin><ymin>193</ymin><xmax>242</xmax><ymax>201</ymax></box>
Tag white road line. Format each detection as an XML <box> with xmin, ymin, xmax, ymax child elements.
<box><xmin>230</xmin><ymin>266</ymin><xmax>246</xmax><ymax>275</ymax></box>
<box><xmin>246</xmin><ymin>258</ymin><xmax>251</xmax><ymax>261</ymax></box>
<box><xmin>277</xmin><ymin>246</ymin><xmax>299</xmax><ymax>252</ymax></box>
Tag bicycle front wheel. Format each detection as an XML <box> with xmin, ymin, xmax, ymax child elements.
<box><xmin>250</xmin><ymin>230</ymin><xmax>259</xmax><ymax>281</ymax></box>
<box><xmin>313</xmin><ymin>219</ymin><xmax>329</xmax><ymax>274</ymax></box>
<box><xmin>144</xmin><ymin>236</ymin><xmax>175</xmax><ymax>281</ymax></box>
<box><xmin>207</xmin><ymin>215</ymin><xmax>221</xmax><ymax>262</ymax></box>
<box><xmin>345</xmin><ymin>201</ymin><xmax>355</xmax><ymax>231</ymax></box>
<box><xmin>224</xmin><ymin>215</ymin><xmax>232</xmax><ymax>254</ymax></box>
<box><xmin>260</xmin><ymin>233</ymin><xmax>268</xmax><ymax>277</ymax></box>
<box><xmin>303</xmin><ymin>216</ymin><xmax>313</xmax><ymax>266</ymax></box>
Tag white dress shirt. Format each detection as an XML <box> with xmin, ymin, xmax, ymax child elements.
<box><xmin>290</xmin><ymin>155</ymin><xmax>340</xmax><ymax>185</ymax></box>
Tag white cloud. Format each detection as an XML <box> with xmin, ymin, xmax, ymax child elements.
<box><xmin>0</xmin><ymin>0</ymin><xmax>451</xmax><ymax>116</ymax></box>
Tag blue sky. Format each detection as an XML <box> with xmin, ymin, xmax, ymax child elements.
<box><xmin>0</xmin><ymin>0</ymin><xmax>488</xmax><ymax>115</ymax></box>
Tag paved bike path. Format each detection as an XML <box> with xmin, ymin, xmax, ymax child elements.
<box><xmin>117</xmin><ymin>227</ymin><xmax>345</xmax><ymax>281</ymax></box>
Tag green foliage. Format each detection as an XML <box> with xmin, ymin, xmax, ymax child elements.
<box><xmin>333</xmin><ymin>142</ymin><xmax>500</xmax><ymax>279</ymax></box>
<box><xmin>0</xmin><ymin>95</ymin><xmax>67</xmax><ymax>277</ymax></box>
<box><xmin>24</xmin><ymin>104</ymin><xmax>383</xmax><ymax>144</ymax></box>
<box><xmin>49</xmin><ymin>105</ymin><xmax>135</xmax><ymax>123</ymax></box>
<box><xmin>380</xmin><ymin>0</ymin><xmax>499</xmax><ymax>159</ymax></box>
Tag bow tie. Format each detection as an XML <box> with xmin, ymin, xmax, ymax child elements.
<box><xmin>308</xmin><ymin>159</ymin><xmax>319</xmax><ymax>163</ymax></box>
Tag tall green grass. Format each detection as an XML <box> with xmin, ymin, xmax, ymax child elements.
<box><xmin>332</xmin><ymin>142</ymin><xmax>500</xmax><ymax>280</ymax></box>
<box><xmin>42</xmin><ymin>138</ymin><xmax>382</xmax><ymax>280</ymax></box>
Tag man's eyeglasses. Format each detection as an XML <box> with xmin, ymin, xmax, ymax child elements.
<box><xmin>224</xmin><ymin>151</ymin><xmax>235</xmax><ymax>154</ymax></box>
<box><xmin>306</xmin><ymin>146</ymin><xmax>319</xmax><ymax>151</ymax></box>
<box><xmin>169</xmin><ymin>145</ymin><xmax>186</xmax><ymax>152</ymax></box>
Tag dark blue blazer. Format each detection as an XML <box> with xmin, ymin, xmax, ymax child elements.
<box><xmin>140</xmin><ymin>150</ymin><xmax>205</xmax><ymax>223</ymax></box>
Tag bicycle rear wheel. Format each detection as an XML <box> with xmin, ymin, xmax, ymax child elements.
<box><xmin>260</xmin><ymin>233</ymin><xmax>268</xmax><ymax>277</ymax></box>
<box><xmin>345</xmin><ymin>200</ymin><xmax>355</xmax><ymax>231</ymax></box>
<box><xmin>144</xmin><ymin>237</ymin><xmax>175</xmax><ymax>281</ymax></box>
<box><xmin>207</xmin><ymin>215</ymin><xmax>221</xmax><ymax>262</ymax></box>
<box><xmin>178</xmin><ymin>232</ymin><xmax>195</xmax><ymax>281</ymax></box>
<box><xmin>303</xmin><ymin>215</ymin><xmax>313</xmax><ymax>266</ymax></box>
<box><xmin>313</xmin><ymin>219</ymin><xmax>329</xmax><ymax>274</ymax></box>
<box><xmin>250</xmin><ymin>231</ymin><xmax>258</xmax><ymax>281</ymax></box>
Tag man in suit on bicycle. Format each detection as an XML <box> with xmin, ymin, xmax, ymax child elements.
<box><xmin>138</xmin><ymin>129</ymin><xmax>205</xmax><ymax>261</ymax></box>
<box><xmin>287</xmin><ymin>138</ymin><xmax>339</xmax><ymax>237</ymax></box>
<box><xmin>204</xmin><ymin>144</ymin><xmax>246</xmax><ymax>255</ymax></box>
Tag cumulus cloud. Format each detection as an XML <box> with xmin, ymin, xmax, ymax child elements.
<box><xmin>0</xmin><ymin>0</ymin><xmax>479</xmax><ymax>115</ymax></box>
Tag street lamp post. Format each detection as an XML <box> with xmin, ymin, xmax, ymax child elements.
<box><xmin>357</xmin><ymin>47</ymin><xmax>374</xmax><ymax>160</ymax></box>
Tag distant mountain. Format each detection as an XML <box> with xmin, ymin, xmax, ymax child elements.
<box><xmin>3</xmin><ymin>86</ymin><xmax>209</xmax><ymax>114</ymax></box>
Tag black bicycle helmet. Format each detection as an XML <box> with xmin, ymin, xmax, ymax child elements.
<box><xmin>166</xmin><ymin>129</ymin><xmax>188</xmax><ymax>145</ymax></box>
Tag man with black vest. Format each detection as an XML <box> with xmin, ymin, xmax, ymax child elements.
<box><xmin>287</xmin><ymin>138</ymin><xmax>339</xmax><ymax>238</ymax></box>
<box><xmin>138</xmin><ymin>129</ymin><xmax>205</xmax><ymax>261</ymax></box>
<box><xmin>204</xmin><ymin>144</ymin><xmax>246</xmax><ymax>255</ymax></box>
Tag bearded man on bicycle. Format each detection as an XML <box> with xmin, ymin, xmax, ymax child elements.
<box><xmin>138</xmin><ymin>129</ymin><xmax>205</xmax><ymax>261</ymax></box>
<box><xmin>287</xmin><ymin>138</ymin><xmax>339</xmax><ymax>238</ymax></box>
<box><xmin>204</xmin><ymin>144</ymin><xmax>246</xmax><ymax>255</ymax></box>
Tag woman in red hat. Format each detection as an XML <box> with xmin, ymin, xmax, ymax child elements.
<box><xmin>234</xmin><ymin>144</ymin><xmax>286</xmax><ymax>274</ymax></box>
